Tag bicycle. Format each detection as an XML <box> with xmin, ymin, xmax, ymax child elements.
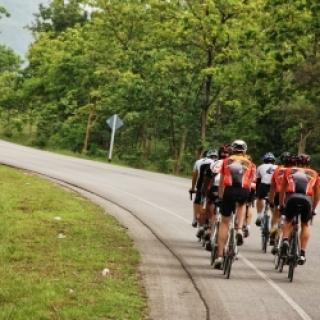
<box><xmin>210</xmin><ymin>206</ymin><xmax>221</xmax><ymax>265</ymax></box>
<box><xmin>189</xmin><ymin>190</ymin><xmax>209</xmax><ymax>245</ymax></box>
<box><xmin>273</xmin><ymin>214</ymin><xmax>285</xmax><ymax>270</ymax></box>
<box><xmin>261</xmin><ymin>197</ymin><xmax>271</xmax><ymax>253</ymax></box>
<box><xmin>222</xmin><ymin>212</ymin><xmax>237</xmax><ymax>279</ymax></box>
<box><xmin>277</xmin><ymin>205</ymin><xmax>302</xmax><ymax>281</ymax></box>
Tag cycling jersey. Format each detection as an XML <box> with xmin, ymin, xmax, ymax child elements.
<box><xmin>205</xmin><ymin>159</ymin><xmax>223</xmax><ymax>187</ymax></box>
<box><xmin>193</xmin><ymin>157</ymin><xmax>206</xmax><ymax>171</ymax></box>
<box><xmin>256</xmin><ymin>163</ymin><xmax>278</xmax><ymax>185</ymax></box>
<box><xmin>271</xmin><ymin>165</ymin><xmax>285</xmax><ymax>192</ymax></box>
<box><xmin>196</xmin><ymin>158</ymin><xmax>216</xmax><ymax>190</ymax></box>
<box><xmin>283</xmin><ymin>167</ymin><xmax>319</xmax><ymax>196</ymax></box>
<box><xmin>220</xmin><ymin>155</ymin><xmax>254</xmax><ymax>189</ymax></box>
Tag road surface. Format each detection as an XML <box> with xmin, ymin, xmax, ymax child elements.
<box><xmin>0</xmin><ymin>140</ymin><xmax>318</xmax><ymax>320</ymax></box>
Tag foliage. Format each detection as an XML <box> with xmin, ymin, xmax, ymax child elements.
<box><xmin>1</xmin><ymin>0</ymin><xmax>320</xmax><ymax>173</ymax></box>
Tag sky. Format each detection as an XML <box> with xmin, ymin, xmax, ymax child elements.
<box><xmin>0</xmin><ymin>0</ymin><xmax>49</xmax><ymax>59</ymax></box>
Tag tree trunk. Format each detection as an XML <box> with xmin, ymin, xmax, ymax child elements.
<box><xmin>83</xmin><ymin>110</ymin><xmax>93</xmax><ymax>154</ymax></box>
<box><xmin>173</xmin><ymin>126</ymin><xmax>187</xmax><ymax>175</ymax></box>
<box><xmin>298</xmin><ymin>130</ymin><xmax>311</xmax><ymax>154</ymax></box>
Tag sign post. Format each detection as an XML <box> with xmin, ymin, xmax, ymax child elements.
<box><xmin>106</xmin><ymin>114</ymin><xmax>123</xmax><ymax>162</ymax></box>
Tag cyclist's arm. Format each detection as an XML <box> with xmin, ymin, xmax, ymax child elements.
<box><xmin>279</xmin><ymin>178</ymin><xmax>288</xmax><ymax>207</ymax></box>
<box><xmin>191</xmin><ymin>170</ymin><xmax>198</xmax><ymax>190</ymax></box>
<box><xmin>312</xmin><ymin>185</ymin><xmax>320</xmax><ymax>212</ymax></box>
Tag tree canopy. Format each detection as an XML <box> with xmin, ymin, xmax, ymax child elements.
<box><xmin>1</xmin><ymin>0</ymin><xmax>320</xmax><ymax>174</ymax></box>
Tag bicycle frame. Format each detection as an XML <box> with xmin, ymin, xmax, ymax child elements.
<box><xmin>222</xmin><ymin>212</ymin><xmax>237</xmax><ymax>279</ymax></box>
<box><xmin>210</xmin><ymin>207</ymin><xmax>221</xmax><ymax>265</ymax></box>
<box><xmin>261</xmin><ymin>197</ymin><xmax>271</xmax><ymax>253</ymax></box>
<box><xmin>288</xmin><ymin>213</ymin><xmax>300</xmax><ymax>282</ymax></box>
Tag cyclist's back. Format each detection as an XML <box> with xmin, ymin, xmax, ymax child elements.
<box><xmin>280</xmin><ymin>154</ymin><xmax>320</xmax><ymax>265</ymax></box>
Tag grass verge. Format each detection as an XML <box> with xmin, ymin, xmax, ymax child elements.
<box><xmin>0</xmin><ymin>165</ymin><xmax>147</xmax><ymax>320</ymax></box>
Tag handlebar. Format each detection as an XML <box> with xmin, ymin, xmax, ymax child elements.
<box><xmin>189</xmin><ymin>190</ymin><xmax>196</xmax><ymax>200</ymax></box>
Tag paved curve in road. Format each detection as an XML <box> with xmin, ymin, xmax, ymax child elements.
<box><xmin>0</xmin><ymin>140</ymin><xmax>319</xmax><ymax>320</ymax></box>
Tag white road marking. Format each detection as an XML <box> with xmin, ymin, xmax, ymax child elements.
<box><xmin>104</xmin><ymin>184</ymin><xmax>312</xmax><ymax>320</ymax></box>
<box><xmin>239</xmin><ymin>254</ymin><xmax>312</xmax><ymax>320</ymax></box>
<box><xmin>105</xmin><ymin>184</ymin><xmax>190</xmax><ymax>223</ymax></box>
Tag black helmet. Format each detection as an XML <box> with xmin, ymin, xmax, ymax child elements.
<box><xmin>298</xmin><ymin>153</ymin><xmax>311</xmax><ymax>166</ymax></box>
<box><xmin>231</xmin><ymin>139</ymin><xmax>247</xmax><ymax>151</ymax></box>
<box><xmin>279</xmin><ymin>152</ymin><xmax>291</xmax><ymax>164</ymax></box>
<box><xmin>218</xmin><ymin>145</ymin><xmax>232</xmax><ymax>159</ymax></box>
<box><xmin>283</xmin><ymin>154</ymin><xmax>297</xmax><ymax>167</ymax></box>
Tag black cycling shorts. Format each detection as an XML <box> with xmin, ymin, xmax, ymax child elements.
<box><xmin>194</xmin><ymin>189</ymin><xmax>204</xmax><ymax>204</ymax></box>
<box><xmin>247</xmin><ymin>188</ymin><xmax>256</xmax><ymax>203</ymax></box>
<box><xmin>206</xmin><ymin>185</ymin><xmax>218</xmax><ymax>203</ymax></box>
<box><xmin>256</xmin><ymin>183</ymin><xmax>270</xmax><ymax>199</ymax></box>
<box><xmin>221</xmin><ymin>186</ymin><xmax>250</xmax><ymax>217</ymax></box>
<box><xmin>285</xmin><ymin>193</ymin><xmax>312</xmax><ymax>223</ymax></box>
<box><xmin>274</xmin><ymin>192</ymin><xmax>280</xmax><ymax>206</ymax></box>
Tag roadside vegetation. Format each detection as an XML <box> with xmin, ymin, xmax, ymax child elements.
<box><xmin>1</xmin><ymin>1</ymin><xmax>320</xmax><ymax>175</ymax></box>
<box><xmin>0</xmin><ymin>165</ymin><xmax>147</xmax><ymax>320</ymax></box>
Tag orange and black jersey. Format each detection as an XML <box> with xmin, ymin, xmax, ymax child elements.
<box><xmin>271</xmin><ymin>165</ymin><xmax>285</xmax><ymax>193</ymax></box>
<box><xmin>283</xmin><ymin>167</ymin><xmax>320</xmax><ymax>196</ymax></box>
<box><xmin>220</xmin><ymin>155</ymin><xmax>255</xmax><ymax>189</ymax></box>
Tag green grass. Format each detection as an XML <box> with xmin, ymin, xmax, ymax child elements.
<box><xmin>0</xmin><ymin>165</ymin><xmax>147</xmax><ymax>320</ymax></box>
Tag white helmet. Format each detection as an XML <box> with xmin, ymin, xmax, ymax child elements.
<box><xmin>231</xmin><ymin>140</ymin><xmax>247</xmax><ymax>151</ymax></box>
<box><xmin>207</xmin><ymin>149</ymin><xmax>219</xmax><ymax>158</ymax></box>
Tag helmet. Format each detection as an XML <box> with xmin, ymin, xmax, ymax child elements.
<box><xmin>231</xmin><ymin>139</ymin><xmax>247</xmax><ymax>151</ymax></box>
<box><xmin>202</xmin><ymin>150</ymin><xmax>208</xmax><ymax>157</ymax></box>
<box><xmin>218</xmin><ymin>145</ymin><xmax>232</xmax><ymax>159</ymax></box>
<box><xmin>279</xmin><ymin>152</ymin><xmax>291</xmax><ymax>164</ymax></box>
<box><xmin>283</xmin><ymin>154</ymin><xmax>297</xmax><ymax>167</ymax></box>
<box><xmin>207</xmin><ymin>149</ymin><xmax>219</xmax><ymax>158</ymax></box>
<box><xmin>298</xmin><ymin>153</ymin><xmax>311</xmax><ymax>166</ymax></box>
<box><xmin>262</xmin><ymin>152</ymin><xmax>275</xmax><ymax>163</ymax></box>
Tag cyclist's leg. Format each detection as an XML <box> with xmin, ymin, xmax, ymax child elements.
<box><xmin>244</xmin><ymin>188</ymin><xmax>255</xmax><ymax>237</ymax></box>
<box><xmin>270</xmin><ymin>192</ymin><xmax>280</xmax><ymax>242</ymax></box>
<box><xmin>214</xmin><ymin>187</ymin><xmax>234</xmax><ymax>268</ymax></box>
<box><xmin>299</xmin><ymin>197</ymin><xmax>312</xmax><ymax>264</ymax></box>
<box><xmin>235</xmin><ymin>188</ymin><xmax>250</xmax><ymax>246</ymax></box>
<box><xmin>196</xmin><ymin>191</ymin><xmax>206</xmax><ymax>237</ymax></box>
<box><xmin>193</xmin><ymin>189</ymin><xmax>202</xmax><ymax>227</ymax></box>
<box><xmin>206</xmin><ymin>186</ymin><xmax>217</xmax><ymax>239</ymax></box>
<box><xmin>281</xmin><ymin>195</ymin><xmax>296</xmax><ymax>255</ymax></box>
<box><xmin>256</xmin><ymin>183</ymin><xmax>270</xmax><ymax>225</ymax></box>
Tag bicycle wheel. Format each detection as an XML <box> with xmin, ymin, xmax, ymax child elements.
<box><xmin>274</xmin><ymin>252</ymin><xmax>280</xmax><ymax>270</ymax></box>
<box><xmin>225</xmin><ymin>257</ymin><xmax>232</xmax><ymax>279</ymax></box>
<box><xmin>288</xmin><ymin>232</ymin><xmax>298</xmax><ymax>282</ymax></box>
<box><xmin>211</xmin><ymin>245</ymin><xmax>218</xmax><ymax>265</ymax></box>
<box><xmin>262</xmin><ymin>215</ymin><xmax>270</xmax><ymax>253</ymax></box>
<box><xmin>278</xmin><ymin>257</ymin><xmax>284</xmax><ymax>273</ymax></box>
<box><xmin>223</xmin><ymin>254</ymin><xmax>229</xmax><ymax>275</ymax></box>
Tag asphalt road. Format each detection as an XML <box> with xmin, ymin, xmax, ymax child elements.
<box><xmin>0</xmin><ymin>140</ymin><xmax>319</xmax><ymax>320</ymax></box>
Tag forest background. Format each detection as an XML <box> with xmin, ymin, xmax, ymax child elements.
<box><xmin>0</xmin><ymin>0</ymin><xmax>319</xmax><ymax>176</ymax></box>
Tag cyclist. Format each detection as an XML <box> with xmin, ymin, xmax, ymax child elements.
<box><xmin>190</xmin><ymin>150</ymin><xmax>208</xmax><ymax>227</ymax></box>
<box><xmin>214</xmin><ymin>140</ymin><xmax>255</xmax><ymax>269</ymax></box>
<box><xmin>243</xmin><ymin>154</ymin><xmax>257</xmax><ymax>238</ymax></box>
<box><xmin>279</xmin><ymin>154</ymin><xmax>320</xmax><ymax>265</ymax></box>
<box><xmin>203</xmin><ymin>145</ymin><xmax>232</xmax><ymax>250</ymax></box>
<box><xmin>255</xmin><ymin>152</ymin><xmax>277</xmax><ymax>226</ymax></box>
<box><xmin>268</xmin><ymin>152</ymin><xmax>292</xmax><ymax>248</ymax></box>
<box><xmin>195</xmin><ymin>149</ymin><xmax>219</xmax><ymax>239</ymax></box>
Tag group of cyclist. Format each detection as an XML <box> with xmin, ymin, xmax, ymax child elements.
<box><xmin>189</xmin><ymin>139</ymin><xmax>319</xmax><ymax>270</ymax></box>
